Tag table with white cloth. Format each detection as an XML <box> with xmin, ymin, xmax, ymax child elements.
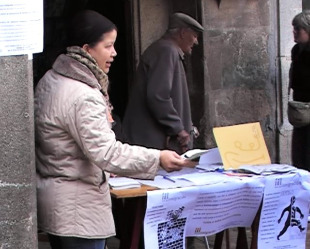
<box><xmin>111</xmin><ymin>167</ymin><xmax>310</xmax><ymax>249</ymax></box>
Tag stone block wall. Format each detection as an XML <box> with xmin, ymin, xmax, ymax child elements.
<box><xmin>200</xmin><ymin>0</ymin><xmax>277</xmax><ymax>159</ymax></box>
<box><xmin>0</xmin><ymin>1</ymin><xmax>305</xmax><ymax>248</ymax></box>
<box><xmin>0</xmin><ymin>56</ymin><xmax>37</xmax><ymax>248</ymax></box>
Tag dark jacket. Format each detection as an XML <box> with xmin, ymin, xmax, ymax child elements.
<box><xmin>290</xmin><ymin>44</ymin><xmax>310</xmax><ymax>102</ymax></box>
<box><xmin>123</xmin><ymin>37</ymin><xmax>193</xmax><ymax>154</ymax></box>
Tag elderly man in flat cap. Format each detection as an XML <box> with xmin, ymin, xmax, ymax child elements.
<box><xmin>123</xmin><ymin>12</ymin><xmax>204</xmax><ymax>155</ymax></box>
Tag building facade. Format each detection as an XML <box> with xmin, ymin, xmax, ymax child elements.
<box><xmin>0</xmin><ymin>0</ymin><xmax>306</xmax><ymax>248</ymax></box>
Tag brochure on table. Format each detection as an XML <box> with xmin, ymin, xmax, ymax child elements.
<box><xmin>138</xmin><ymin>146</ymin><xmax>297</xmax><ymax>189</ymax></box>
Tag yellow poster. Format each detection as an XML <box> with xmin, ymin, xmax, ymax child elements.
<box><xmin>213</xmin><ymin>122</ymin><xmax>271</xmax><ymax>169</ymax></box>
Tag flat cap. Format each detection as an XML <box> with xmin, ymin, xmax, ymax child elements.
<box><xmin>168</xmin><ymin>12</ymin><xmax>204</xmax><ymax>32</ymax></box>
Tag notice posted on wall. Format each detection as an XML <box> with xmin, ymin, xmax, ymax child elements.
<box><xmin>0</xmin><ymin>0</ymin><xmax>43</xmax><ymax>56</ymax></box>
<box><xmin>258</xmin><ymin>171</ymin><xmax>310</xmax><ymax>249</ymax></box>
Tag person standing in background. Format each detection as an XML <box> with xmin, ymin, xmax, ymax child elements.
<box><xmin>289</xmin><ymin>11</ymin><xmax>310</xmax><ymax>170</ymax></box>
<box><xmin>34</xmin><ymin>10</ymin><xmax>192</xmax><ymax>249</ymax></box>
<box><xmin>123</xmin><ymin>12</ymin><xmax>203</xmax><ymax>155</ymax></box>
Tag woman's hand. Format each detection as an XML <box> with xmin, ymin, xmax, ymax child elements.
<box><xmin>159</xmin><ymin>150</ymin><xmax>197</xmax><ymax>172</ymax></box>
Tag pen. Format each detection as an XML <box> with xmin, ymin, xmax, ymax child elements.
<box><xmin>163</xmin><ymin>175</ymin><xmax>176</xmax><ymax>183</ymax></box>
<box><xmin>215</xmin><ymin>168</ymin><xmax>224</xmax><ymax>173</ymax></box>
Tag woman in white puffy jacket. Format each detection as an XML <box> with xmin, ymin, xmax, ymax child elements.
<box><xmin>34</xmin><ymin>10</ymin><xmax>192</xmax><ymax>249</ymax></box>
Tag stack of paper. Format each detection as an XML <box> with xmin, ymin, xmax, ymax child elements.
<box><xmin>237</xmin><ymin>164</ymin><xmax>297</xmax><ymax>175</ymax></box>
<box><xmin>197</xmin><ymin>147</ymin><xmax>223</xmax><ymax>170</ymax></box>
<box><xmin>109</xmin><ymin>177</ymin><xmax>141</xmax><ymax>190</ymax></box>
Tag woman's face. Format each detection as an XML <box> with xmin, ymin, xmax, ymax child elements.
<box><xmin>84</xmin><ymin>29</ymin><xmax>117</xmax><ymax>73</ymax></box>
<box><xmin>293</xmin><ymin>26</ymin><xmax>310</xmax><ymax>44</ymax></box>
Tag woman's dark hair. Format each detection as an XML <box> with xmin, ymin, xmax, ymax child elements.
<box><xmin>66</xmin><ymin>9</ymin><xmax>117</xmax><ymax>47</ymax></box>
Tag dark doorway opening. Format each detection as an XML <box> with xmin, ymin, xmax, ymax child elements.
<box><xmin>33</xmin><ymin>0</ymin><xmax>132</xmax><ymax>120</ymax></box>
<box><xmin>85</xmin><ymin>0</ymin><xmax>132</xmax><ymax>119</ymax></box>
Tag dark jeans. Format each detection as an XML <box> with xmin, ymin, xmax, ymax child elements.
<box><xmin>292</xmin><ymin>124</ymin><xmax>310</xmax><ymax>170</ymax></box>
<box><xmin>48</xmin><ymin>234</ymin><xmax>106</xmax><ymax>249</ymax></box>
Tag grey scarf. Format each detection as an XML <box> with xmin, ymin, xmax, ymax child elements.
<box><xmin>66</xmin><ymin>46</ymin><xmax>113</xmax><ymax>112</ymax></box>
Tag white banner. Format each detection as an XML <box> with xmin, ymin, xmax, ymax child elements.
<box><xmin>258</xmin><ymin>171</ymin><xmax>310</xmax><ymax>249</ymax></box>
<box><xmin>144</xmin><ymin>176</ymin><xmax>264</xmax><ymax>249</ymax></box>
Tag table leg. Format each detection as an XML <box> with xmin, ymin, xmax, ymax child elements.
<box><xmin>250</xmin><ymin>204</ymin><xmax>262</xmax><ymax>249</ymax></box>
<box><xmin>236</xmin><ymin>227</ymin><xmax>248</xmax><ymax>249</ymax></box>
<box><xmin>112</xmin><ymin>199</ymin><xmax>131</xmax><ymax>249</ymax></box>
<box><xmin>225</xmin><ymin>229</ymin><xmax>230</xmax><ymax>249</ymax></box>
<box><xmin>114</xmin><ymin>197</ymin><xmax>146</xmax><ymax>249</ymax></box>
<box><xmin>130</xmin><ymin>197</ymin><xmax>146</xmax><ymax>249</ymax></box>
<box><xmin>214</xmin><ymin>230</ymin><xmax>225</xmax><ymax>249</ymax></box>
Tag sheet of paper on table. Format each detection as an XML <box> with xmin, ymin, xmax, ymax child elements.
<box><xmin>139</xmin><ymin>163</ymin><xmax>240</xmax><ymax>189</ymax></box>
<box><xmin>196</xmin><ymin>147</ymin><xmax>223</xmax><ymax>171</ymax></box>
<box><xmin>140</xmin><ymin>147</ymin><xmax>251</xmax><ymax>189</ymax></box>
<box><xmin>169</xmin><ymin>171</ymin><xmax>233</xmax><ymax>185</ymax></box>
<box><xmin>238</xmin><ymin>164</ymin><xmax>297</xmax><ymax>175</ymax></box>
<box><xmin>109</xmin><ymin>177</ymin><xmax>141</xmax><ymax>190</ymax></box>
<box><xmin>139</xmin><ymin>167</ymin><xmax>199</xmax><ymax>189</ymax></box>
<box><xmin>138</xmin><ymin>175</ymin><xmax>194</xmax><ymax>189</ymax></box>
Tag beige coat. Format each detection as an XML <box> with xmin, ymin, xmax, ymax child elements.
<box><xmin>34</xmin><ymin>54</ymin><xmax>160</xmax><ymax>238</ymax></box>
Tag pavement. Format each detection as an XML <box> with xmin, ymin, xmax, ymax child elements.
<box><xmin>39</xmin><ymin>225</ymin><xmax>310</xmax><ymax>249</ymax></box>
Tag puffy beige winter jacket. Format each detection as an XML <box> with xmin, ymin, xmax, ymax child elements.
<box><xmin>34</xmin><ymin>54</ymin><xmax>160</xmax><ymax>238</ymax></box>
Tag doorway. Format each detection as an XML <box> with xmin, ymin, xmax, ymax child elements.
<box><xmin>33</xmin><ymin>0</ymin><xmax>133</xmax><ymax>119</ymax></box>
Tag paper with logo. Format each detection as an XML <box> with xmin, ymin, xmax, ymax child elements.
<box><xmin>258</xmin><ymin>170</ymin><xmax>310</xmax><ymax>249</ymax></box>
<box><xmin>213</xmin><ymin>122</ymin><xmax>271</xmax><ymax>169</ymax></box>
<box><xmin>143</xmin><ymin>178</ymin><xmax>264</xmax><ymax>249</ymax></box>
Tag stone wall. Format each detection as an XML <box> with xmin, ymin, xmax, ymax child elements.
<box><xmin>0</xmin><ymin>1</ymin><xmax>305</xmax><ymax>248</ymax></box>
<box><xmin>0</xmin><ymin>56</ymin><xmax>37</xmax><ymax>248</ymax></box>
<box><xmin>198</xmin><ymin>0</ymin><xmax>302</xmax><ymax>164</ymax></box>
<box><xmin>200</xmin><ymin>0</ymin><xmax>277</xmax><ymax>159</ymax></box>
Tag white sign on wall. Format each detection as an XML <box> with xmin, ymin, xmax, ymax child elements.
<box><xmin>0</xmin><ymin>0</ymin><xmax>43</xmax><ymax>56</ymax></box>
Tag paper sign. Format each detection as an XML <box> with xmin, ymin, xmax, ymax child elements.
<box><xmin>213</xmin><ymin>122</ymin><xmax>271</xmax><ymax>169</ymax></box>
<box><xmin>0</xmin><ymin>0</ymin><xmax>43</xmax><ymax>56</ymax></box>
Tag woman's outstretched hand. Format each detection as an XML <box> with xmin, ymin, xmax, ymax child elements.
<box><xmin>159</xmin><ymin>150</ymin><xmax>198</xmax><ymax>172</ymax></box>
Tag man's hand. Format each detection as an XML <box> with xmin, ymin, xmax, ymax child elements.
<box><xmin>177</xmin><ymin>130</ymin><xmax>190</xmax><ymax>152</ymax></box>
<box><xmin>159</xmin><ymin>150</ymin><xmax>194</xmax><ymax>172</ymax></box>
